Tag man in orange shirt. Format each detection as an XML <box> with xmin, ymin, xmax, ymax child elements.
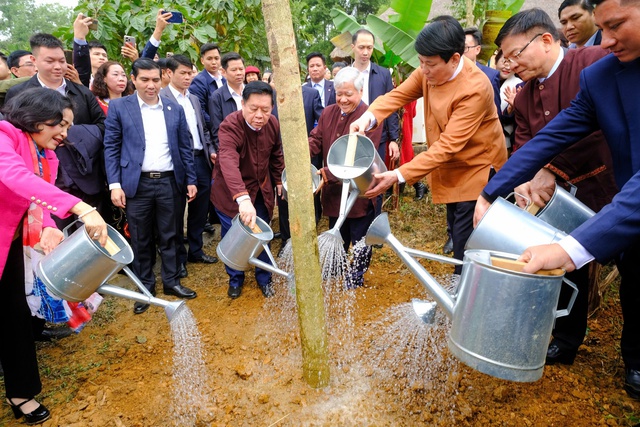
<box><xmin>351</xmin><ymin>16</ymin><xmax>507</xmax><ymax>273</ymax></box>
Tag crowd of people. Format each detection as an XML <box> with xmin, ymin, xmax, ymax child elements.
<box><xmin>0</xmin><ymin>0</ymin><xmax>639</xmax><ymax>421</ymax></box>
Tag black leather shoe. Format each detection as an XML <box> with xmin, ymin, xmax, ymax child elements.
<box><xmin>545</xmin><ymin>342</ymin><xmax>578</xmax><ymax>365</ymax></box>
<box><xmin>164</xmin><ymin>284</ymin><xmax>197</xmax><ymax>299</ymax></box>
<box><xmin>228</xmin><ymin>286</ymin><xmax>242</xmax><ymax>299</ymax></box>
<box><xmin>187</xmin><ymin>254</ymin><xmax>218</xmax><ymax>264</ymax></box>
<box><xmin>625</xmin><ymin>369</ymin><xmax>640</xmax><ymax>400</ymax></box>
<box><xmin>179</xmin><ymin>263</ymin><xmax>188</xmax><ymax>278</ymax></box>
<box><xmin>259</xmin><ymin>283</ymin><xmax>275</xmax><ymax>298</ymax></box>
<box><xmin>443</xmin><ymin>236</ymin><xmax>453</xmax><ymax>255</ymax></box>
<box><xmin>203</xmin><ymin>222</ymin><xmax>215</xmax><ymax>234</ymax></box>
<box><xmin>36</xmin><ymin>326</ymin><xmax>73</xmax><ymax>342</ymax></box>
<box><xmin>414</xmin><ymin>182</ymin><xmax>426</xmax><ymax>201</ymax></box>
<box><xmin>133</xmin><ymin>302</ymin><xmax>150</xmax><ymax>315</ymax></box>
<box><xmin>7</xmin><ymin>399</ymin><xmax>50</xmax><ymax>425</ymax></box>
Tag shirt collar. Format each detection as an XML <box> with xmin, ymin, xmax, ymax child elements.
<box><xmin>245</xmin><ymin>120</ymin><xmax>260</xmax><ymax>131</ymax></box>
<box><xmin>168</xmin><ymin>84</ymin><xmax>188</xmax><ymax>100</ymax></box>
<box><xmin>449</xmin><ymin>59</ymin><xmax>464</xmax><ymax>81</ymax></box>
<box><xmin>37</xmin><ymin>74</ymin><xmax>66</xmax><ymax>93</ymax></box>
<box><xmin>207</xmin><ymin>70</ymin><xmax>222</xmax><ymax>81</ymax></box>
<box><xmin>227</xmin><ymin>83</ymin><xmax>244</xmax><ymax>97</ymax></box>
<box><xmin>569</xmin><ymin>30</ymin><xmax>599</xmax><ymax>49</ymax></box>
<box><xmin>312</xmin><ymin>79</ymin><xmax>325</xmax><ymax>89</ymax></box>
<box><xmin>136</xmin><ymin>92</ymin><xmax>163</xmax><ymax>110</ymax></box>
<box><xmin>539</xmin><ymin>48</ymin><xmax>565</xmax><ymax>83</ymax></box>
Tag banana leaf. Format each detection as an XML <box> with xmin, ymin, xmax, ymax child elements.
<box><xmin>388</xmin><ymin>0</ymin><xmax>432</xmax><ymax>38</ymax></box>
<box><xmin>330</xmin><ymin>8</ymin><xmax>385</xmax><ymax>54</ymax></box>
<box><xmin>365</xmin><ymin>15</ymin><xmax>420</xmax><ymax>69</ymax></box>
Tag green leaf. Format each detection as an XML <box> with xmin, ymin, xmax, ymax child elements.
<box><xmin>193</xmin><ymin>27</ymin><xmax>209</xmax><ymax>44</ymax></box>
<box><xmin>365</xmin><ymin>14</ymin><xmax>419</xmax><ymax>69</ymax></box>
<box><xmin>389</xmin><ymin>0</ymin><xmax>432</xmax><ymax>37</ymax></box>
<box><xmin>504</xmin><ymin>0</ymin><xmax>525</xmax><ymax>15</ymax></box>
<box><xmin>330</xmin><ymin>8</ymin><xmax>384</xmax><ymax>53</ymax></box>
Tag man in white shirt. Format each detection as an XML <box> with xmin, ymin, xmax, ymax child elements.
<box><xmin>190</xmin><ymin>42</ymin><xmax>226</xmax><ymax>128</ymax></box>
<box><xmin>104</xmin><ymin>58</ymin><xmax>199</xmax><ymax>314</ymax></box>
<box><xmin>161</xmin><ymin>55</ymin><xmax>219</xmax><ymax>278</ymax></box>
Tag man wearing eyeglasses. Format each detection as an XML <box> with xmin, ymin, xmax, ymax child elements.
<box><xmin>7</xmin><ymin>50</ymin><xmax>37</xmax><ymax>78</ymax></box>
<box><xmin>493</xmin><ymin>8</ymin><xmax>617</xmax><ymax>369</ymax></box>
<box><xmin>475</xmin><ymin>0</ymin><xmax>640</xmax><ymax>399</ymax></box>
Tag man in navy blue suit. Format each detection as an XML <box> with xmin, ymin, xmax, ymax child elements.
<box><xmin>303</xmin><ymin>52</ymin><xmax>336</xmax><ymax>108</ymax></box>
<box><xmin>474</xmin><ymin>0</ymin><xmax>640</xmax><ymax>399</ymax></box>
<box><xmin>104</xmin><ymin>59</ymin><xmax>199</xmax><ymax>314</ymax></box>
<box><xmin>190</xmin><ymin>43</ymin><xmax>226</xmax><ymax>128</ymax></box>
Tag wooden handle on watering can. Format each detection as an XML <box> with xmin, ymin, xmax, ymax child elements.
<box><xmin>344</xmin><ymin>133</ymin><xmax>358</xmax><ymax>166</ymax></box>
<box><xmin>525</xmin><ymin>203</ymin><xmax>541</xmax><ymax>215</ymax></box>
<box><xmin>490</xmin><ymin>256</ymin><xmax>564</xmax><ymax>276</ymax></box>
<box><xmin>103</xmin><ymin>237</ymin><xmax>121</xmax><ymax>256</ymax></box>
<box><xmin>250</xmin><ymin>223</ymin><xmax>263</xmax><ymax>234</ymax></box>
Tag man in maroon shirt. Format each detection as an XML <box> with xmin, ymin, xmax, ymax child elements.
<box><xmin>309</xmin><ymin>67</ymin><xmax>383</xmax><ymax>287</ymax></box>
<box><xmin>210</xmin><ymin>81</ymin><xmax>285</xmax><ymax>299</ymax></box>
<box><xmin>496</xmin><ymin>8</ymin><xmax>617</xmax><ymax>365</ymax></box>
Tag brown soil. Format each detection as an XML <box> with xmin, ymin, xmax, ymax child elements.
<box><xmin>2</xmin><ymin>191</ymin><xmax>639</xmax><ymax>426</ymax></box>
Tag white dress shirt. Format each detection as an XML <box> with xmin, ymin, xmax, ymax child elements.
<box><xmin>168</xmin><ymin>85</ymin><xmax>203</xmax><ymax>150</ymax></box>
<box><xmin>360</xmin><ymin>62</ymin><xmax>372</xmax><ymax>105</ymax></box>
<box><xmin>138</xmin><ymin>94</ymin><xmax>173</xmax><ymax>173</ymax></box>
<box><xmin>228</xmin><ymin>83</ymin><xmax>244</xmax><ymax>111</ymax></box>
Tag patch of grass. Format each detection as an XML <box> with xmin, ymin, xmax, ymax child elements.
<box><xmin>90</xmin><ymin>296</ymin><xmax>117</xmax><ymax>327</ymax></box>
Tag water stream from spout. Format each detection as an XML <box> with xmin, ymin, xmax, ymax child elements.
<box><xmin>169</xmin><ymin>306</ymin><xmax>213</xmax><ymax>425</ymax></box>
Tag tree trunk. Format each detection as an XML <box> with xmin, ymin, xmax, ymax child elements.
<box><xmin>262</xmin><ymin>0</ymin><xmax>330</xmax><ymax>388</ymax></box>
<box><xmin>466</xmin><ymin>0</ymin><xmax>475</xmax><ymax>26</ymax></box>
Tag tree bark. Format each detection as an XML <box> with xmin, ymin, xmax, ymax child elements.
<box><xmin>262</xmin><ymin>0</ymin><xmax>330</xmax><ymax>388</ymax></box>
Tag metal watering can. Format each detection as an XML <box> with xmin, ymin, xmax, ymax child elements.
<box><xmin>534</xmin><ymin>183</ymin><xmax>595</xmax><ymax>234</ymax></box>
<box><xmin>366</xmin><ymin>213</ymin><xmax>578</xmax><ymax>382</ymax></box>
<box><xmin>324</xmin><ymin>134</ymin><xmax>387</xmax><ymax>242</ymax></box>
<box><xmin>466</xmin><ymin>196</ymin><xmax>568</xmax><ymax>254</ymax></box>
<box><xmin>37</xmin><ymin>223</ymin><xmax>185</xmax><ymax>321</ymax></box>
<box><xmin>216</xmin><ymin>215</ymin><xmax>292</xmax><ymax>279</ymax></box>
<box><xmin>281</xmin><ymin>164</ymin><xmax>322</xmax><ymax>202</ymax></box>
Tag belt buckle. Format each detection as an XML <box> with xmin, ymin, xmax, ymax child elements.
<box><xmin>149</xmin><ymin>172</ymin><xmax>161</xmax><ymax>178</ymax></box>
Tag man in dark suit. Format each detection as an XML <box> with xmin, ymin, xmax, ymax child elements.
<box><xmin>6</xmin><ymin>33</ymin><xmax>106</xmax><ymax>227</ymax></box>
<box><xmin>303</xmin><ymin>52</ymin><xmax>336</xmax><ymax>108</ymax></box>
<box><xmin>350</xmin><ymin>29</ymin><xmax>404</xmax><ymax>209</ymax></box>
<box><xmin>190</xmin><ymin>43</ymin><xmax>226</xmax><ymax>128</ymax></box>
<box><xmin>104</xmin><ymin>58</ymin><xmax>198</xmax><ymax>314</ymax></box>
<box><xmin>474</xmin><ymin>0</ymin><xmax>640</xmax><ymax>399</ymax></box>
<box><xmin>161</xmin><ymin>55</ymin><xmax>219</xmax><ymax>278</ymax></box>
<box><xmin>208</xmin><ymin>52</ymin><xmax>246</xmax><ymax>152</ymax></box>
<box><xmin>559</xmin><ymin>0</ymin><xmax>602</xmax><ymax>48</ymax></box>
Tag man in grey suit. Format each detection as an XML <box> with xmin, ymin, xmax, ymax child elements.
<box><xmin>104</xmin><ymin>58</ymin><xmax>198</xmax><ymax>314</ymax></box>
<box><xmin>161</xmin><ymin>55</ymin><xmax>219</xmax><ymax>277</ymax></box>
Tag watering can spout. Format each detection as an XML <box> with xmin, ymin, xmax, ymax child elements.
<box><xmin>365</xmin><ymin>213</ymin><xmax>456</xmax><ymax>317</ymax></box>
<box><xmin>97</xmin><ymin>284</ymin><xmax>186</xmax><ymax>322</ymax></box>
<box><xmin>412</xmin><ymin>298</ymin><xmax>437</xmax><ymax>324</ymax></box>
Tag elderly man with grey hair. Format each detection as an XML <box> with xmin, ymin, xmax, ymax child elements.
<box><xmin>308</xmin><ymin>67</ymin><xmax>383</xmax><ymax>287</ymax></box>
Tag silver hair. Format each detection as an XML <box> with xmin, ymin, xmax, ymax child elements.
<box><xmin>333</xmin><ymin>67</ymin><xmax>364</xmax><ymax>91</ymax></box>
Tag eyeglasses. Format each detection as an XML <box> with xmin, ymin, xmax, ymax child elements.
<box><xmin>16</xmin><ymin>61</ymin><xmax>35</xmax><ymax>68</ymax></box>
<box><xmin>503</xmin><ymin>33</ymin><xmax>543</xmax><ymax>64</ymax></box>
<box><xmin>464</xmin><ymin>45</ymin><xmax>479</xmax><ymax>52</ymax></box>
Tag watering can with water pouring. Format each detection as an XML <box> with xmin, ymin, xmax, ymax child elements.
<box><xmin>36</xmin><ymin>222</ymin><xmax>185</xmax><ymax>322</ymax></box>
<box><xmin>216</xmin><ymin>215</ymin><xmax>292</xmax><ymax>280</ymax></box>
<box><xmin>366</xmin><ymin>213</ymin><xmax>578</xmax><ymax>382</ymax></box>
<box><xmin>324</xmin><ymin>133</ymin><xmax>386</xmax><ymax>242</ymax></box>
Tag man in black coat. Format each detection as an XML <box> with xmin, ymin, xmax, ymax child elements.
<box><xmin>6</xmin><ymin>33</ymin><xmax>105</xmax><ymax>227</ymax></box>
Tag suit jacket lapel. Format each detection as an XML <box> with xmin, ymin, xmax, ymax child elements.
<box><xmin>124</xmin><ymin>95</ymin><xmax>146</xmax><ymax>143</ymax></box>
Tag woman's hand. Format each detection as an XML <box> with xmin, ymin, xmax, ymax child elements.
<box><xmin>40</xmin><ymin>227</ymin><xmax>64</xmax><ymax>254</ymax></box>
<box><xmin>82</xmin><ymin>210</ymin><xmax>108</xmax><ymax>246</ymax></box>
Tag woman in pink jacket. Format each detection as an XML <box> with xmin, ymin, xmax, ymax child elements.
<box><xmin>0</xmin><ymin>88</ymin><xmax>107</xmax><ymax>425</ymax></box>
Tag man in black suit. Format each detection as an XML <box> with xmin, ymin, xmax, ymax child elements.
<box><xmin>161</xmin><ymin>55</ymin><xmax>219</xmax><ymax>277</ymax></box>
<box><xmin>104</xmin><ymin>59</ymin><xmax>198</xmax><ymax>314</ymax></box>
<box><xmin>6</xmin><ymin>33</ymin><xmax>106</xmax><ymax>227</ymax></box>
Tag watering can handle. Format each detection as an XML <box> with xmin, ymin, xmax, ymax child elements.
<box><xmin>62</xmin><ymin>219</ymin><xmax>83</xmax><ymax>238</ymax></box>
<box><xmin>567</xmin><ymin>182</ymin><xmax>578</xmax><ymax>196</ymax></box>
<box><xmin>555</xmin><ymin>277</ymin><xmax>578</xmax><ymax>318</ymax></box>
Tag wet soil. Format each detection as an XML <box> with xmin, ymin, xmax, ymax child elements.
<box><xmin>2</xmin><ymin>191</ymin><xmax>639</xmax><ymax>426</ymax></box>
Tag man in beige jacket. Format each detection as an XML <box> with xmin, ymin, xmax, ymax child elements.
<box><xmin>351</xmin><ymin>15</ymin><xmax>507</xmax><ymax>272</ymax></box>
